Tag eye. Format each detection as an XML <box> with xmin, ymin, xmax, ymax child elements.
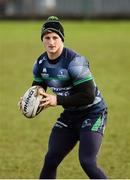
<box><xmin>45</xmin><ymin>36</ymin><xmax>50</xmax><ymax>40</ymax></box>
<box><xmin>53</xmin><ymin>36</ymin><xmax>59</xmax><ymax>40</ymax></box>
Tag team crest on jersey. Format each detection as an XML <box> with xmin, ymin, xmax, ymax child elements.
<box><xmin>57</xmin><ymin>69</ymin><xmax>69</xmax><ymax>79</ymax></box>
<box><xmin>81</xmin><ymin>119</ymin><xmax>92</xmax><ymax>128</ymax></box>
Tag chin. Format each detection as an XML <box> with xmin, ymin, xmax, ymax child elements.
<box><xmin>49</xmin><ymin>50</ymin><xmax>57</xmax><ymax>54</ymax></box>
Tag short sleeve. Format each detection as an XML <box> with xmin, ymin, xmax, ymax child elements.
<box><xmin>68</xmin><ymin>56</ymin><xmax>93</xmax><ymax>86</ymax></box>
<box><xmin>33</xmin><ymin>61</ymin><xmax>43</xmax><ymax>83</ymax></box>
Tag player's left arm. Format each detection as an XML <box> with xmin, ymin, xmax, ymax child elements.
<box><xmin>57</xmin><ymin>80</ymin><xmax>95</xmax><ymax>106</ymax></box>
<box><xmin>39</xmin><ymin>80</ymin><xmax>95</xmax><ymax>108</ymax></box>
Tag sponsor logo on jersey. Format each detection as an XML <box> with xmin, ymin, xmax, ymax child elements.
<box><xmin>39</xmin><ymin>57</ymin><xmax>47</xmax><ymax>64</ymax></box>
<box><xmin>52</xmin><ymin>86</ymin><xmax>72</xmax><ymax>96</ymax></box>
<box><xmin>42</xmin><ymin>68</ymin><xmax>47</xmax><ymax>73</ymax></box>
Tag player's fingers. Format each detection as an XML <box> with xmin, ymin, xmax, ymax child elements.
<box><xmin>38</xmin><ymin>87</ymin><xmax>45</xmax><ymax>95</ymax></box>
<box><xmin>40</xmin><ymin>92</ymin><xmax>50</xmax><ymax>98</ymax></box>
<box><xmin>39</xmin><ymin>101</ymin><xmax>49</xmax><ymax>107</ymax></box>
<box><xmin>40</xmin><ymin>97</ymin><xmax>47</xmax><ymax>103</ymax></box>
<box><xmin>18</xmin><ymin>97</ymin><xmax>23</xmax><ymax>110</ymax></box>
<box><xmin>39</xmin><ymin>97</ymin><xmax>50</xmax><ymax>107</ymax></box>
<box><xmin>18</xmin><ymin>101</ymin><xmax>22</xmax><ymax>111</ymax></box>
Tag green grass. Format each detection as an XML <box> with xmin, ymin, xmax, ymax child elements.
<box><xmin>0</xmin><ymin>20</ymin><xmax>130</xmax><ymax>179</ymax></box>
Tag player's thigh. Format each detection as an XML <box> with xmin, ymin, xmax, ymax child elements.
<box><xmin>48</xmin><ymin>126</ymin><xmax>78</xmax><ymax>157</ymax></box>
<box><xmin>79</xmin><ymin>110</ymin><xmax>107</xmax><ymax>158</ymax></box>
<box><xmin>79</xmin><ymin>131</ymin><xmax>103</xmax><ymax>159</ymax></box>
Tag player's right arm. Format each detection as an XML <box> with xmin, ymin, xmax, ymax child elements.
<box><xmin>18</xmin><ymin>59</ymin><xmax>47</xmax><ymax>111</ymax></box>
<box><xmin>32</xmin><ymin>60</ymin><xmax>49</xmax><ymax>108</ymax></box>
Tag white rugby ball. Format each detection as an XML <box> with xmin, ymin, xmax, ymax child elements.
<box><xmin>21</xmin><ymin>86</ymin><xmax>43</xmax><ymax>118</ymax></box>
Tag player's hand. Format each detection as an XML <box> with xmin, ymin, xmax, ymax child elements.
<box><xmin>37</xmin><ymin>86</ymin><xmax>45</xmax><ymax>96</ymax></box>
<box><xmin>18</xmin><ymin>97</ymin><xmax>23</xmax><ymax>111</ymax></box>
<box><xmin>39</xmin><ymin>92</ymin><xmax>57</xmax><ymax>108</ymax></box>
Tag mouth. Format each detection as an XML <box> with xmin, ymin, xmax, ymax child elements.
<box><xmin>49</xmin><ymin>46</ymin><xmax>55</xmax><ymax>49</ymax></box>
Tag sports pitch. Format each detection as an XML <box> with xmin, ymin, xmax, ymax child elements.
<box><xmin>0</xmin><ymin>20</ymin><xmax>130</xmax><ymax>179</ymax></box>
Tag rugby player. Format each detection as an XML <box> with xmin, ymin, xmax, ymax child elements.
<box><xmin>32</xmin><ymin>16</ymin><xmax>108</xmax><ymax>179</ymax></box>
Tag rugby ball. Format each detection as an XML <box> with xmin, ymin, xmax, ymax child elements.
<box><xmin>21</xmin><ymin>86</ymin><xmax>44</xmax><ymax>118</ymax></box>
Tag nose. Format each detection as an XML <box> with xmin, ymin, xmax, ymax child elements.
<box><xmin>49</xmin><ymin>38</ymin><xmax>54</xmax><ymax>44</ymax></box>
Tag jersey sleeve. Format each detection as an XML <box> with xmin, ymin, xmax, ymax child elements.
<box><xmin>68</xmin><ymin>56</ymin><xmax>93</xmax><ymax>86</ymax></box>
<box><xmin>33</xmin><ymin>61</ymin><xmax>43</xmax><ymax>83</ymax></box>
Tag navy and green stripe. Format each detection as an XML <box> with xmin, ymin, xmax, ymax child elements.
<box><xmin>91</xmin><ymin>116</ymin><xmax>102</xmax><ymax>132</ymax></box>
<box><xmin>34</xmin><ymin>76</ymin><xmax>70</xmax><ymax>82</ymax></box>
<box><xmin>73</xmin><ymin>75</ymin><xmax>93</xmax><ymax>86</ymax></box>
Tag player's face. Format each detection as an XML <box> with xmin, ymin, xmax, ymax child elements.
<box><xmin>43</xmin><ymin>32</ymin><xmax>63</xmax><ymax>59</ymax></box>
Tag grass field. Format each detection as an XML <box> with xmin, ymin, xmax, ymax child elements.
<box><xmin>0</xmin><ymin>20</ymin><xmax>130</xmax><ymax>179</ymax></box>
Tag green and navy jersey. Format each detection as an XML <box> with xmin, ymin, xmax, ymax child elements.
<box><xmin>33</xmin><ymin>47</ymin><xmax>106</xmax><ymax>111</ymax></box>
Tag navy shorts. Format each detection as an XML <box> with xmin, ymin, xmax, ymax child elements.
<box><xmin>53</xmin><ymin>106</ymin><xmax>107</xmax><ymax>136</ymax></box>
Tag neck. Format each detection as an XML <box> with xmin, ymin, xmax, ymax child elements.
<box><xmin>47</xmin><ymin>44</ymin><xmax>64</xmax><ymax>60</ymax></box>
